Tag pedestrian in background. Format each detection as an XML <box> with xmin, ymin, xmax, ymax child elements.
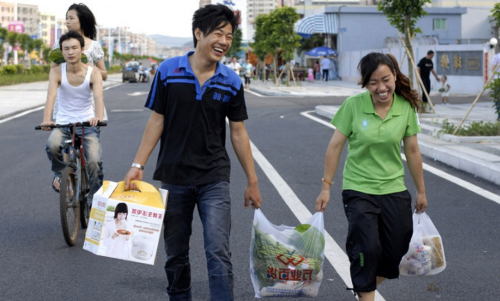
<box><xmin>244</xmin><ymin>58</ymin><xmax>254</xmax><ymax>90</ymax></box>
<box><xmin>417</xmin><ymin>50</ymin><xmax>440</xmax><ymax>111</ymax></box>
<box><xmin>315</xmin><ymin>52</ymin><xmax>427</xmax><ymax>301</ymax></box>
<box><xmin>321</xmin><ymin>56</ymin><xmax>331</xmax><ymax>81</ymax></box>
<box><xmin>123</xmin><ymin>4</ymin><xmax>262</xmax><ymax>301</ymax></box>
<box><xmin>315</xmin><ymin>60</ymin><xmax>320</xmax><ymax>80</ymax></box>
<box><xmin>227</xmin><ymin>56</ymin><xmax>242</xmax><ymax>75</ymax></box>
<box><xmin>439</xmin><ymin>75</ymin><xmax>450</xmax><ymax>105</ymax></box>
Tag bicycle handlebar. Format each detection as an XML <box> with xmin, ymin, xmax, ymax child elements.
<box><xmin>35</xmin><ymin>122</ymin><xmax>107</xmax><ymax>130</ymax></box>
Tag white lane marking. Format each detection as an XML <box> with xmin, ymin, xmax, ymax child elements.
<box><xmin>250</xmin><ymin>139</ymin><xmax>385</xmax><ymax>301</ymax></box>
<box><xmin>104</xmin><ymin>83</ymin><xmax>123</xmax><ymax>91</ymax></box>
<box><xmin>110</xmin><ymin>109</ymin><xmax>144</xmax><ymax>112</ymax></box>
<box><xmin>401</xmin><ymin>154</ymin><xmax>500</xmax><ymax>205</ymax></box>
<box><xmin>0</xmin><ymin>106</ymin><xmax>44</xmax><ymax>124</ymax></box>
<box><xmin>127</xmin><ymin>91</ymin><xmax>149</xmax><ymax>96</ymax></box>
<box><xmin>302</xmin><ymin>110</ymin><xmax>500</xmax><ymax>205</ymax></box>
<box><xmin>301</xmin><ymin>110</ymin><xmax>335</xmax><ymax>129</ymax></box>
<box><xmin>245</xmin><ymin>89</ymin><xmax>266</xmax><ymax>97</ymax></box>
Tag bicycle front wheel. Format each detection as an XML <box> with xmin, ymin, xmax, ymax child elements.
<box><xmin>79</xmin><ymin>165</ymin><xmax>90</xmax><ymax>229</ymax></box>
<box><xmin>60</xmin><ymin>166</ymin><xmax>80</xmax><ymax>246</ymax></box>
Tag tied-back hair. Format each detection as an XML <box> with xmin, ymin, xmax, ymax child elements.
<box><xmin>358</xmin><ymin>52</ymin><xmax>422</xmax><ymax>111</ymax></box>
<box><xmin>192</xmin><ymin>4</ymin><xmax>239</xmax><ymax>48</ymax></box>
<box><xmin>67</xmin><ymin>3</ymin><xmax>97</xmax><ymax>40</ymax></box>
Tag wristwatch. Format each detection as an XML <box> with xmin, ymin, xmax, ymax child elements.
<box><xmin>131</xmin><ymin>163</ymin><xmax>144</xmax><ymax>170</ymax></box>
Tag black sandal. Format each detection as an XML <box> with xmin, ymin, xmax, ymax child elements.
<box><xmin>52</xmin><ymin>176</ymin><xmax>60</xmax><ymax>193</ymax></box>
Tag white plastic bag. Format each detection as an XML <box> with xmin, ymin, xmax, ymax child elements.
<box><xmin>399</xmin><ymin>212</ymin><xmax>446</xmax><ymax>276</ymax></box>
<box><xmin>249</xmin><ymin>209</ymin><xmax>325</xmax><ymax>298</ymax></box>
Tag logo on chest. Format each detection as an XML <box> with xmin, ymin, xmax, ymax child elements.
<box><xmin>361</xmin><ymin>119</ymin><xmax>369</xmax><ymax>130</ymax></box>
<box><xmin>213</xmin><ymin>92</ymin><xmax>230</xmax><ymax>103</ymax></box>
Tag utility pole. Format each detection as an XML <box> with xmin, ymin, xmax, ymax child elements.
<box><xmin>14</xmin><ymin>2</ymin><xmax>18</xmax><ymax>64</ymax></box>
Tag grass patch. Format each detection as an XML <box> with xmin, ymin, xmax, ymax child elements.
<box><xmin>0</xmin><ymin>73</ymin><xmax>50</xmax><ymax>86</ymax></box>
<box><xmin>439</xmin><ymin>119</ymin><xmax>499</xmax><ymax>136</ymax></box>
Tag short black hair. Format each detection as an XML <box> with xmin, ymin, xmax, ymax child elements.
<box><xmin>67</xmin><ymin>3</ymin><xmax>97</xmax><ymax>40</ymax></box>
<box><xmin>59</xmin><ymin>30</ymin><xmax>85</xmax><ymax>50</ymax></box>
<box><xmin>192</xmin><ymin>4</ymin><xmax>239</xmax><ymax>48</ymax></box>
<box><xmin>427</xmin><ymin>50</ymin><xmax>435</xmax><ymax>55</ymax></box>
<box><xmin>113</xmin><ymin>203</ymin><xmax>128</xmax><ymax>220</ymax></box>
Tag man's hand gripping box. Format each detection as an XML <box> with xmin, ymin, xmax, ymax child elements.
<box><xmin>83</xmin><ymin>180</ymin><xmax>168</xmax><ymax>265</ymax></box>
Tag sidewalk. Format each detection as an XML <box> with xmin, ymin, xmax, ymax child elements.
<box><xmin>250</xmin><ymin>79</ymin><xmax>500</xmax><ymax>185</ymax></box>
<box><xmin>0</xmin><ymin>73</ymin><xmax>123</xmax><ymax>120</ymax></box>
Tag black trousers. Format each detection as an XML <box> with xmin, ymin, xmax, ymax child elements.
<box><xmin>342</xmin><ymin>189</ymin><xmax>413</xmax><ymax>294</ymax></box>
<box><xmin>421</xmin><ymin>78</ymin><xmax>431</xmax><ymax>103</ymax></box>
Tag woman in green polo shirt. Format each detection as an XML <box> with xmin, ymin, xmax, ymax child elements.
<box><xmin>315</xmin><ymin>53</ymin><xmax>427</xmax><ymax>300</ymax></box>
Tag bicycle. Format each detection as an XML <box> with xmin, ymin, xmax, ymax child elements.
<box><xmin>36</xmin><ymin>122</ymin><xmax>106</xmax><ymax>246</ymax></box>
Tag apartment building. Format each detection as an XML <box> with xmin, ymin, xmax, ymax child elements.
<box><xmin>40</xmin><ymin>12</ymin><xmax>55</xmax><ymax>46</ymax></box>
<box><xmin>247</xmin><ymin>0</ymin><xmax>278</xmax><ymax>39</ymax></box>
<box><xmin>17</xmin><ymin>3</ymin><xmax>39</xmax><ymax>36</ymax></box>
<box><xmin>0</xmin><ymin>1</ymin><xmax>15</xmax><ymax>28</ymax></box>
<box><xmin>200</xmin><ymin>0</ymin><xmax>211</xmax><ymax>7</ymax></box>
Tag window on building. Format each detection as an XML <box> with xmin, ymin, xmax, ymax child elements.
<box><xmin>433</xmin><ymin>18</ymin><xmax>447</xmax><ymax>30</ymax></box>
<box><xmin>51</xmin><ymin>16</ymin><xmax>55</xmax><ymax>21</ymax></box>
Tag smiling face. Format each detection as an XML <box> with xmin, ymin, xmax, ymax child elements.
<box><xmin>66</xmin><ymin>9</ymin><xmax>81</xmax><ymax>32</ymax></box>
<box><xmin>194</xmin><ymin>22</ymin><xmax>233</xmax><ymax>64</ymax></box>
<box><xmin>61</xmin><ymin>38</ymin><xmax>83</xmax><ymax>64</ymax></box>
<box><xmin>117</xmin><ymin>212</ymin><xmax>127</xmax><ymax>221</ymax></box>
<box><xmin>366</xmin><ymin>64</ymin><xmax>397</xmax><ymax>105</ymax></box>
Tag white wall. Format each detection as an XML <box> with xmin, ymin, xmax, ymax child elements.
<box><xmin>338</xmin><ymin>44</ymin><xmax>489</xmax><ymax>95</ymax></box>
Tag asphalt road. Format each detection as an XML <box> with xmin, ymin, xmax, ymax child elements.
<box><xmin>1</xmin><ymin>82</ymin><xmax>499</xmax><ymax>301</ymax></box>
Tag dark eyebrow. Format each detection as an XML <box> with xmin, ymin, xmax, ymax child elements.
<box><xmin>369</xmin><ymin>74</ymin><xmax>391</xmax><ymax>82</ymax></box>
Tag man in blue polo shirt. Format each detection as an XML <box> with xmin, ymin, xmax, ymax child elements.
<box><xmin>124</xmin><ymin>4</ymin><xmax>262</xmax><ymax>301</ymax></box>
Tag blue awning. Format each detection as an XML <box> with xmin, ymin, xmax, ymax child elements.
<box><xmin>295</xmin><ymin>13</ymin><xmax>338</xmax><ymax>36</ymax></box>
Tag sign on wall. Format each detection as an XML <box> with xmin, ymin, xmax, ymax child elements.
<box><xmin>436</xmin><ymin>51</ymin><xmax>483</xmax><ymax>76</ymax></box>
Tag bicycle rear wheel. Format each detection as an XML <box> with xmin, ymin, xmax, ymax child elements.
<box><xmin>60</xmin><ymin>166</ymin><xmax>80</xmax><ymax>246</ymax></box>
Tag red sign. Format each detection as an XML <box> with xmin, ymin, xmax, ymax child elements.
<box><xmin>8</xmin><ymin>21</ymin><xmax>24</xmax><ymax>33</ymax></box>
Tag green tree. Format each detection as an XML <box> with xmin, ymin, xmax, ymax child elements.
<box><xmin>268</xmin><ymin>6</ymin><xmax>302</xmax><ymax>86</ymax></box>
<box><xmin>0</xmin><ymin>27</ymin><xmax>7</xmax><ymax>64</ymax></box>
<box><xmin>17</xmin><ymin>33</ymin><xmax>31</xmax><ymax>64</ymax></box>
<box><xmin>227</xmin><ymin>28</ymin><xmax>242</xmax><ymax>59</ymax></box>
<box><xmin>490</xmin><ymin>3</ymin><xmax>500</xmax><ymax>28</ymax></box>
<box><xmin>6</xmin><ymin>31</ymin><xmax>18</xmax><ymax>64</ymax></box>
<box><xmin>297</xmin><ymin>35</ymin><xmax>324</xmax><ymax>56</ymax></box>
<box><xmin>251</xmin><ymin>14</ymin><xmax>270</xmax><ymax>82</ymax></box>
<box><xmin>378</xmin><ymin>0</ymin><xmax>431</xmax><ymax>88</ymax></box>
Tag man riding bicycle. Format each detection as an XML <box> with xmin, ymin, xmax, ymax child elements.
<box><xmin>41</xmin><ymin>30</ymin><xmax>104</xmax><ymax>206</ymax></box>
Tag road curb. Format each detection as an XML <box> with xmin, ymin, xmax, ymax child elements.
<box><xmin>315</xmin><ymin>105</ymin><xmax>500</xmax><ymax>185</ymax></box>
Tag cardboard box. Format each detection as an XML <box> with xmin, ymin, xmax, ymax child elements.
<box><xmin>83</xmin><ymin>180</ymin><xmax>168</xmax><ymax>265</ymax></box>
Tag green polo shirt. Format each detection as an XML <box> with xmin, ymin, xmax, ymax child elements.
<box><xmin>331</xmin><ymin>91</ymin><xmax>421</xmax><ymax>195</ymax></box>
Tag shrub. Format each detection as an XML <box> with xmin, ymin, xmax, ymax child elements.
<box><xmin>15</xmin><ymin>64</ymin><xmax>25</xmax><ymax>74</ymax></box>
<box><xmin>439</xmin><ymin>119</ymin><xmax>499</xmax><ymax>136</ymax></box>
<box><xmin>42</xmin><ymin>65</ymin><xmax>51</xmax><ymax>73</ymax></box>
<box><xmin>0</xmin><ymin>67</ymin><xmax>3</xmax><ymax>76</ymax></box>
<box><xmin>30</xmin><ymin>65</ymin><xmax>44</xmax><ymax>74</ymax></box>
<box><xmin>3</xmin><ymin>65</ymin><xmax>17</xmax><ymax>75</ymax></box>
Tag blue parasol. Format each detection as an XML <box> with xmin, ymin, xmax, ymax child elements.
<box><xmin>305</xmin><ymin>46</ymin><xmax>338</xmax><ymax>57</ymax></box>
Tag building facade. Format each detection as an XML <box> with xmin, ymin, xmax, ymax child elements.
<box><xmin>200</xmin><ymin>0</ymin><xmax>211</xmax><ymax>7</ymax></box>
<box><xmin>40</xmin><ymin>12</ymin><xmax>55</xmax><ymax>46</ymax></box>
<box><xmin>0</xmin><ymin>1</ymin><xmax>15</xmax><ymax>29</ymax></box>
<box><xmin>16</xmin><ymin>3</ymin><xmax>39</xmax><ymax>36</ymax></box>
<box><xmin>247</xmin><ymin>0</ymin><xmax>278</xmax><ymax>39</ymax></box>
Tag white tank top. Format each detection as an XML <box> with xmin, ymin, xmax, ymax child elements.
<box><xmin>55</xmin><ymin>63</ymin><xmax>95</xmax><ymax>124</ymax></box>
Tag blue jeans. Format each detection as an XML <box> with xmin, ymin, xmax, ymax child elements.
<box><xmin>45</xmin><ymin>127</ymin><xmax>103</xmax><ymax>204</ymax></box>
<box><xmin>161</xmin><ymin>181</ymin><xmax>233</xmax><ymax>301</ymax></box>
<box><xmin>322</xmin><ymin>69</ymin><xmax>329</xmax><ymax>81</ymax></box>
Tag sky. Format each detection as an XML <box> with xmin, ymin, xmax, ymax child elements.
<box><xmin>17</xmin><ymin>0</ymin><xmax>248</xmax><ymax>39</ymax></box>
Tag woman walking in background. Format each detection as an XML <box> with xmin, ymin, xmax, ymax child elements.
<box><xmin>315</xmin><ymin>52</ymin><xmax>427</xmax><ymax>300</ymax></box>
